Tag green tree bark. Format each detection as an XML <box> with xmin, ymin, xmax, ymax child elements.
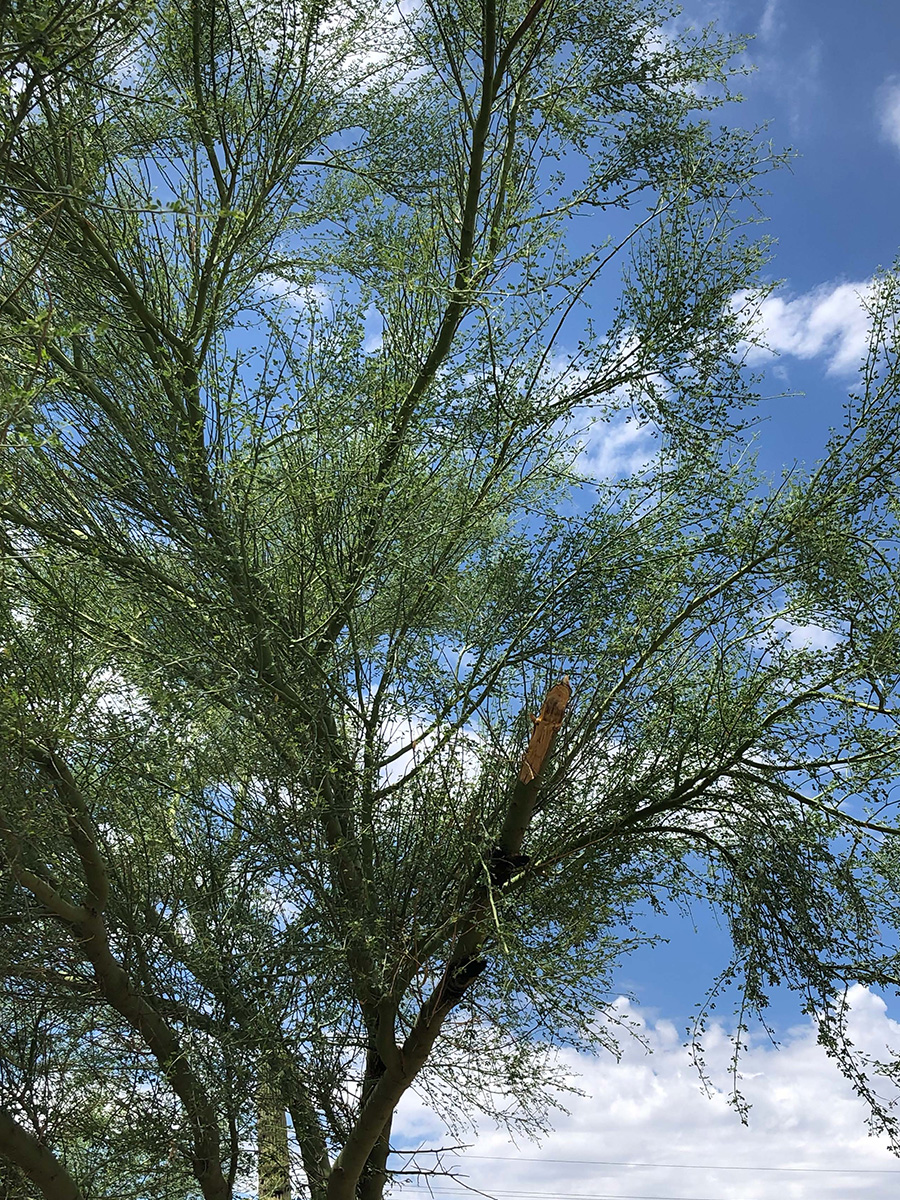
<box><xmin>257</xmin><ymin>1080</ymin><xmax>291</xmax><ymax>1200</ymax></box>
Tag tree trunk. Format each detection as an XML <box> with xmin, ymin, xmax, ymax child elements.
<box><xmin>357</xmin><ymin>1112</ymin><xmax>392</xmax><ymax>1200</ymax></box>
<box><xmin>257</xmin><ymin>1079</ymin><xmax>291</xmax><ymax>1200</ymax></box>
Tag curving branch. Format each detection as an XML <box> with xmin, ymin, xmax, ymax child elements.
<box><xmin>0</xmin><ymin>1107</ymin><xmax>83</xmax><ymax>1200</ymax></box>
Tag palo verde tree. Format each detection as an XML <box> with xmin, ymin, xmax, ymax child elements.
<box><xmin>3</xmin><ymin>0</ymin><xmax>900</xmax><ymax>1198</ymax></box>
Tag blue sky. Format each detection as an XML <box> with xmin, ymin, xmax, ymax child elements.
<box><xmin>615</xmin><ymin>0</ymin><xmax>900</xmax><ymax>1026</ymax></box>
<box><xmin>715</xmin><ymin>0</ymin><xmax>900</xmax><ymax>470</ymax></box>
<box><xmin>390</xmin><ymin>2</ymin><xmax>900</xmax><ymax>1195</ymax></box>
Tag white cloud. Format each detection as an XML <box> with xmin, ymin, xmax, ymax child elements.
<box><xmin>377</xmin><ymin>709</ymin><xmax>485</xmax><ymax>792</ymax></box>
<box><xmin>739</xmin><ymin>281</ymin><xmax>873</xmax><ymax>376</ymax></box>
<box><xmin>89</xmin><ymin>668</ymin><xmax>149</xmax><ymax>717</ymax></box>
<box><xmin>878</xmin><ymin>78</ymin><xmax>900</xmax><ymax>154</ymax></box>
<box><xmin>394</xmin><ymin>987</ymin><xmax>900</xmax><ymax>1199</ymax></box>
<box><xmin>378</xmin><ymin>712</ymin><xmax>434</xmax><ymax>787</ymax></box>
<box><xmin>741</xmin><ymin>18</ymin><xmax>822</xmax><ymax>137</ymax></box>
<box><xmin>759</xmin><ymin>0</ymin><xmax>780</xmax><ymax>42</ymax></box>
<box><xmin>770</xmin><ymin>618</ymin><xmax>843</xmax><ymax>651</ymax></box>
<box><xmin>575</xmin><ymin>415</ymin><xmax>656</xmax><ymax>478</ymax></box>
<box><xmin>256</xmin><ymin>274</ymin><xmax>330</xmax><ymax>311</ymax></box>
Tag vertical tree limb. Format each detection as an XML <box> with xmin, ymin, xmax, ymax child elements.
<box><xmin>258</xmin><ymin>1077</ymin><xmax>292</xmax><ymax>1200</ymax></box>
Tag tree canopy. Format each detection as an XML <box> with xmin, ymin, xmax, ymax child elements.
<box><xmin>2</xmin><ymin>0</ymin><xmax>900</xmax><ymax>1198</ymax></box>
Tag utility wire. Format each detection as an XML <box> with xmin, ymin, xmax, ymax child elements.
<box><xmin>391</xmin><ymin>1151</ymin><xmax>900</xmax><ymax>1175</ymax></box>
<box><xmin>392</xmin><ymin>1190</ymin><xmax>850</xmax><ymax>1200</ymax></box>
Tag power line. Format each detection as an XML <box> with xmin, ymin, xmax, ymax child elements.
<box><xmin>390</xmin><ymin>1151</ymin><xmax>900</xmax><ymax>1175</ymax></box>
<box><xmin>392</xmin><ymin>1190</ymin><xmax>839</xmax><ymax>1200</ymax></box>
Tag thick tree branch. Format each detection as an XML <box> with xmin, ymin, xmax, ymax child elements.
<box><xmin>0</xmin><ymin>1108</ymin><xmax>84</xmax><ymax>1200</ymax></box>
<box><xmin>325</xmin><ymin>679</ymin><xmax>570</xmax><ymax>1200</ymax></box>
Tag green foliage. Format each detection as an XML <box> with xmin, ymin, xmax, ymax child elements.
<box><xmin>2</xmin><ymin>0</ymin><xmax>900</xmax><ymax>1198</ymax></box>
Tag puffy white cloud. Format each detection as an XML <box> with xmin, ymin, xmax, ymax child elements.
<box><xmin>878</xmin><ymin>78</ymin><xmax>900</xmax><ymax>154</ymax></box>
<box><xmin>378</xmin><ymin>712</ymin><xmax>434</xmax><ymax>787</ymax></box>
<box><xmin>770</xmin><ymin>618</ymin><xmax>843</xmax><ymax>651</ymax></box>
<box><xmin>740</xmin><ymin>281</ymin><xmax>873</xmax><ymax>376</ymax></box>
<box><xmin>378</xmin><ymin>708</ymin><xmax>486</xmax><ymax>792</ymax></box>
<box><xmin>88</xmin><ymin>668</ymin><xmax>150</xmax><ymax>717</ymax></box>
<box><xmin>394</xmin><ymin>987</ymin><xmax>900</xmax><ymax>1199</ymax></box>
<box><xmin>575</xmin><ymin>415</ymin><xmax>656</xmax><ymax>478</ymax></box>
<box><xmin>256</xmin><ymin>274</ymin><xmax>331</xmax><ymax>310</ymax></box>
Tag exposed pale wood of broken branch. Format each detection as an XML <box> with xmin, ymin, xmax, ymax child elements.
<box><xmin>518</xmin><ymin>677</ymin><xmax>571</xmax><ymax>783</ymax></box>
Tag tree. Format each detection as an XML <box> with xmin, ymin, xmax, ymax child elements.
<box><xmin>2</xmin><ymin>0</ymin><xmax>900</xmax><ymax>1197</ymax></box>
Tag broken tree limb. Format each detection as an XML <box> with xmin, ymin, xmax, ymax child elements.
<box><xmin>518</xmin><ymin>677</ymin><xmax>571</xmax><ymax>784</ymax></box>
<box><xmin>496</xmin><ymin>677</ymin><xmax>572</xmax><ymax>864</ymax></box>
